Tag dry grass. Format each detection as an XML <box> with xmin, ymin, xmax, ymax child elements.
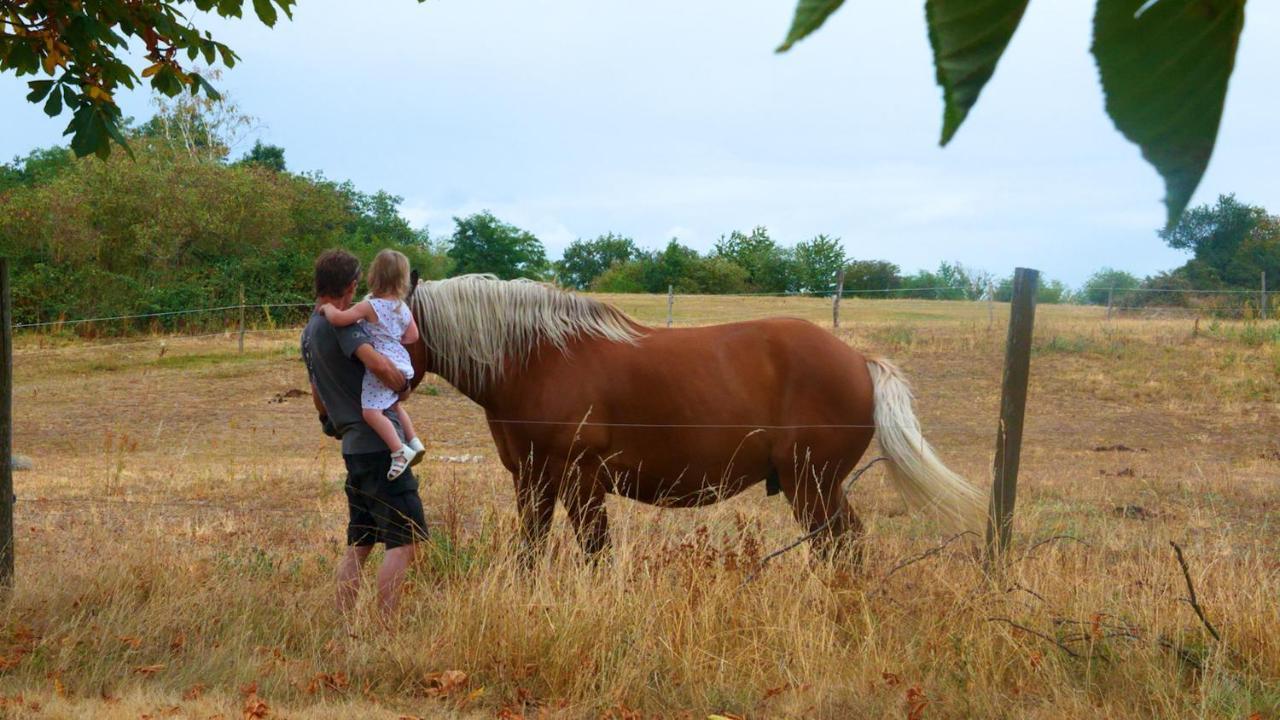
<box><xmin>3</xmin><ymin>295</ymin><xmax>1279</xmax><ymax>719</ymax></box>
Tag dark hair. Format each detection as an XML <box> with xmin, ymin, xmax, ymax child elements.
<box><xmin>314</xmin><ymin>249</ymin><xmax>361</xmax><ymax>298</ymax></box>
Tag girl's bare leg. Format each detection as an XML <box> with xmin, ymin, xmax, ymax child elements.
<box><xmin>362</xmin><ymin>408</ymin><xmax>403</xmax><ymax>452</ymax></box>
<box><xmin>392</xmin><ymin>401</ymin><xmax>417</xmax><ymax>443</ymax></box>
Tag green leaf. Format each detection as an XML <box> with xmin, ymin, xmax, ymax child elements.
<box><xmin>776</xmin><ymin>0</ymin><xmax>844</xmax><ymax>53</ymax></box>
<box><xmin>26</xmin><ymin>80</ymin><xmax>55</xmax><ymax>103</ymax></box>
<box><xmin>926</xmin><ymin>0</ymin><xmax>1030</xmax><ymax>145</ymax></box>
<box><xmin>1093</xmin><ymin>0</ymin><xmax>1246</xmax><ymax>228</ymax></box>
<box><xmin>68</xmin><ymin>106</ymin><xmax>103</xmax><ymax>158</ymax></box>
<box><xmin>102</xmin><ymin>114</ymin><xmax>134</xmax><ymax>159</ymax></box>
<box><xmin>43</xmin><ymin>84</ymin><xmax>63</xmax><ymax>116</ymax></box>
<box><xmin>253</xmin><ymin>0</ymin><xmax>278</xmax><ymax>26</ymax></box>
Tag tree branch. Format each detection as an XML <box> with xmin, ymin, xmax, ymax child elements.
<box><xmin>1169</xmin><ymin>541</ymin><xmax>1221</xmax><ymax>642</ymax></box>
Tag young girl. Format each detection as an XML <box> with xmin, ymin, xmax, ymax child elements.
<box><xmin>320</xmin><ymin>249</ymin><xmax>424</xmax><ymax>480</ymax></box>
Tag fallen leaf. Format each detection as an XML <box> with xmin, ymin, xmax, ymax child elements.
<box><xmin>134</xmin><ymin>664</ymin><xmax>165</xmax><ymax>676</ymax></box>
<box><xmin>306</xmin><ymin>672</ymin><xmax>349</xmax><ymax>694</ymax></box>
<box><xmin>183</xmin><ymin>683</ymin><xmax>206</xmax><ymax>701</ymax></box>
<box><xmin>906</xmin><ymin>686</ymin><xmax>928</xmax><ymax>720</ymax></box>
<box><xmin>420</xmin><ymin>669</ymin><xmax>468</xmax><ymax>698</ymax></box>
<box><xmin>242</xmin><ymin>696</ymin><xmax>270</xmax><ymax>719</ymax></box>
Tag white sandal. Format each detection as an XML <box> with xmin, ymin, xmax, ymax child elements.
<box><xmin>407</xmin><ymin>437</ymin><xmax>426</xmax><ymax>467</ymax></box>
<box><xmin>387</xmin><ymin>446</ymin><xmax>417</xmax><ymax>480</ymax></box>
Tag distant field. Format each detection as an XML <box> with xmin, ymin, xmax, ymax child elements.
<box><xmin>3</xmin><ymin>294</ymin><xmax>1278</xmax><ymax>719</ymax></box>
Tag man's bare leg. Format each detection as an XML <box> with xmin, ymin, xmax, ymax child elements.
<box><xmin>377</xmin><ymin>543</ymin><xmax>418</xmax><ymax>619</ymax></box>
<box><xmin>336</xmin><ymin>544</ymin><xmax>373</xmax><ymax>615</ymax></box>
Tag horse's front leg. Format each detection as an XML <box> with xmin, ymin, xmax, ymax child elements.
<box><xmin>512</xmin><ymin>464</ymin><xmax>556</xmax><ymax>566</ymax></box>
<box><xmin>562</xmin><ymin>460</ymin><xmax>610</xmax><ymax>560</ymax></box>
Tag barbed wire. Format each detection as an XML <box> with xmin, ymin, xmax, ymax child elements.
<box><xmin>8</xmin><ymin>284</ymin><xmax>1273</xmax><ymax>334</ymax></box>
<box><xmin>12</xmin><ymin>300</ymin><xmax>314</xmax><ymax>331</ymax></box>
<box><xmin>11</xmin><ymin>327</ymin><xmax>301</xmax><ymax>357</ymax></box>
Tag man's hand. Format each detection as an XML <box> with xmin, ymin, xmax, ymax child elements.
<box><xmin>355</xmin><ymin>344</ymin><xmax>409</xmax><ymax>396</ymax></box>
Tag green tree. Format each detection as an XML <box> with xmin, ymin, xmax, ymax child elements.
<box><xmin>995</xmin><ymin>275</ymin><xmax>1071</xmax><ymax>304</ymax></box>
<box><xmin>0</xmin><ymin>140</ymin><xmax>349</xmax><ymax>323</ymax></box>
<box><xmin>447</xmin><ymin>211</ymin><xmax>548</xmax><ymax>280</ymax></box>
<box><xmin>238</xmin><ymin>141</ymin><xmax>286</xmax><ymax>172</ymax></box>
<box><xmin>591</xmin><ymin>261</ymin><xmax>650</xmax><ymax>293</ymax></box>
<box><xmin>2</xmin><ymin>0</ymin><xmax>301</xmax><ymax>158</ymax></box>
<box><xmin>1158</xmin><ymin>194</ymin><xmax>1278</xmax><ymax>289</ymax></box>
<box><xmin>843</xmin><ymin>260</ymin><xmax>901</xmax><ymax>295</ymax></box>
<box><xmin>792</xmin><ymin>234</ymin><xmax>846</xmax><ymax>293</ymax></box>
<box><xmin>684</xmin><ymin>256</ymin><xmax>751</xmax><ymax>294</ymax></box>
<box><xmin>1080</xmin><ymin>268</ymin><xmax>1140</xmax><ymax>305</ymax></box>
<box><xmin>0</xmin><ymin>145</ymin><xmax>74</xmax><ymax>191</ymax></box>
<box><xmin>555</xmin><ymin>233</ymin><xmax>639</xmax><ymax>289</ymax></box>
<box><xmin>713</xmin><ymin>226</ymin><xmax>795</xmax><ymax>293</ymax></box>
<box><xmin>901</xmin><ymin>262</ymin><xmax>985</xmax><ymax>300</ymax></box>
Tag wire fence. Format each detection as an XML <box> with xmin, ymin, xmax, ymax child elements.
<box><xmin>8</xmin><ymin>282</ymin><xmax>1278</xmax><ymax>358</ymax></box>
<box><xmin>7</xmin><ymin>282</ymin><xmax>1276</xmax><ymax>559</ymax></box>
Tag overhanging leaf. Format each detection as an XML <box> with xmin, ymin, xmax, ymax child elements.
<box><xmin>926</xmin><ymin>0</ymin><xmax>1030</xmax><ymax>146</ymax></box>
<box><xmin>776</xmin><ymin>0</ymin><xmax>845</xmax><ymax>53</ymax></box>
<box><xmin>252</xmin><ymin>0</ymin><xmax>278</xmax><ymax>27</ymax></box>
<box><xmin>1093</xmin><ymin>0</ymin><xmax>1246</xmax><ymax>228</ymax></box>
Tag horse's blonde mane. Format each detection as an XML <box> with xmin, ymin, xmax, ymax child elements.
<box><xmin>408</xmin><ymin>274</ymin><xmax>644</xmax><ymax>392</ymax></box>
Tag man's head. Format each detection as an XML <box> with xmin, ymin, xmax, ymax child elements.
<box><xmin>314</xmin><ymin>249</ymin><xmax>361</xmax><ymax>306</ymax></box>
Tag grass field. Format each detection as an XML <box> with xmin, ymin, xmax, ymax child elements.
<box><xmin>3</xmin><ymin>294</ymin><xmax>1279</xmax><ymax>719</ymax></box>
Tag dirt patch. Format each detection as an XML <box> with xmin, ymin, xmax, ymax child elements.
<box><xmin>1092</xmin><ymin>444</ymin><xmax>1148</xmax><ymax>453</ymax></box>
<box><xmin>269</xmin><ymin>388</ymin><xmax>307</xmax><ymax>404</ymax></box>
<box><xmin>1112</xmin><ymin>505</ymin><xmax>1159</xmax><ymax>520</ymax></box>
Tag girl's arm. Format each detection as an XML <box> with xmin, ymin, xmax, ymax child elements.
<box><xmin>400</xmin><ymin>313</ymin><xmax>420</xmax><ymax>344</ymax></box>
<box><xmin>321</xmin><ymin>300</ymin><xmax>376</xmax><ymax>327</ymax></box>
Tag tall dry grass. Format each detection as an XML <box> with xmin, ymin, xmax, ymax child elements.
<box><xmin>2</xmin><ymin>296</ymin><xmax>1278</xmax><ymax>718</ymax></box>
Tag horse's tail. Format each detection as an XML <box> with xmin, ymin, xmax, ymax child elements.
<box><xmin>865</xmin><ymin>356</ymin><xmax>988</xmax><ymax>535</ymax></box>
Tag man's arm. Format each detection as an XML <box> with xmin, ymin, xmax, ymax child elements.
<box><xmin>311</xmin><ymin>380</ymin><xmax>340</xmax><ymax>438</ymax></box>
<box><xmin>311</xmin><ymin>379</ymin><xmax>327</xmax><ymax>415</ymax></box>
<box><xmin>355</xmin><ymin>343</ymin><xmax>408</xmax><ymax>395</ymax></box>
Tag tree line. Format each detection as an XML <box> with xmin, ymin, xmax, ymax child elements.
<box><xmin>2</xmin><ymin>91</ymin><xmax>1276</xmax><ymax>328</ymax></box>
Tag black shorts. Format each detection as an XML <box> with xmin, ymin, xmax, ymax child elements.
<box><xmin>343</xmin><ymin>452</ymin><xmax>428</xmax><ymax>549</ymax></box>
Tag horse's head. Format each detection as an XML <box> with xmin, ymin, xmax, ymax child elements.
<box><xmin>405</xmin><ymin>268</ymin><xmax>429</xmax><ymax>391</ymax></box>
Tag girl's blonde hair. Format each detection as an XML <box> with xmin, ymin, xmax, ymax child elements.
<box><xmin>367</xmin><ymin>249</ymin><xmax>411</xmax><ymax>298</ymax></box>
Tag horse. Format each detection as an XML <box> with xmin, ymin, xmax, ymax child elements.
<box><xmin>404</xmin><ymin>274</ymin><xmax>987</xmax><ymax>563</ymax></box>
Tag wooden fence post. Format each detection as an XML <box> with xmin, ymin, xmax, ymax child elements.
<box><xmin>1262</xmin><ymin>271</ymin><xmax>1268</xmax><ymax>321</ymax></box>
<box><xmin>1</xmin><ymin>259</ymin><xmax>13</xmax><ymax>591</ymax></box>
<box><xmin>238</xmin><ymin>285</ymin><xmax>246</xmax><ymax>353</ymax></box>
<box><xmin>985</xmin><ymin>267</ymin><xmax>1039</xmax><ymax>567</ymax></box>
<box><xmin>832</xmin><ymin>269</ymin><xmax>845</xmax><ymax>329</ymax></box>
<box><xmin>987</xmin><ymin>281</ymin><xmax>995</xmax><ymax>331</ymax></box>
<box><xmin>1106</xmin><ymin>285</ymin><xmax>1115</xmax><ymax>321</ymax></box>
<box><xmin>666</xmin><ymin>285</ymin><xmax>674</xmax><ymax>328</ymax></box>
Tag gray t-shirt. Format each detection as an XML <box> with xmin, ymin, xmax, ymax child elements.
<box><xmin>301</xmin><ymin>310</ymin><xmax>404</xmax><ymax>454</ymax></box>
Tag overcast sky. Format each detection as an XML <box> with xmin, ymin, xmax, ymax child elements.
<box><xmin>3</xmin><ymin>1</ymin><xmax>1278</xmax><ymax>286</ymax></box>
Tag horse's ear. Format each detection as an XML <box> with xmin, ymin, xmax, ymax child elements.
<box><xmin>408</xmin><ymin>269</ymin><xmax>420</xmax><ymax>299</ymax></box>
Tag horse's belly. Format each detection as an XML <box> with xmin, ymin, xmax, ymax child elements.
<box><xmin>602</xmin><ymin>455</ymin><xmax>767</xmax><ymax>507</ymax></box>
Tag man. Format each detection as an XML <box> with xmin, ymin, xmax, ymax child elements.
<box><xmin>301</xmin><ymin>249</ymin><xmax>426</xmax><ymax>618</ymax></box>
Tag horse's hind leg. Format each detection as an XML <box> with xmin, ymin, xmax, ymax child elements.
<box><xmin>780</xmin><ymin>450</ymin><xmax>865</xmax><ymax>568</ymax></box>
<box><xmin>562</xmin><ymin>460</ymin><xmax>610</xmax><ymax>559</ymax></box>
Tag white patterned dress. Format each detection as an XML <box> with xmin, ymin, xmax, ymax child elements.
<box><xmin>360</xmin><ymin>297</ymin><xmax>415</xmax><ymax>411</ymax></box>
